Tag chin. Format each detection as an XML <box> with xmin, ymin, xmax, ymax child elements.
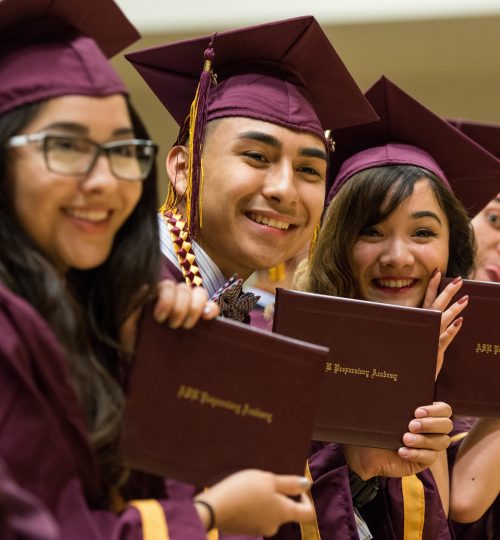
<box><xmin>65</xmin><ymin>251</ymin><xmax>111</xmax><ymax>271</ymax></box>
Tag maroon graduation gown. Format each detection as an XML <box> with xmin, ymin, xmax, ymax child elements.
<box><xmin>271</xmin><ymin>444</ymin><xmax>452</xmax><ymax>539</ymax></box>
<box><xmin>0</xmin><ymin>457</ymin><xmax>59</xmax><ymax>540</ymax></box>
<box><xmin>0</xmin><ymin>282</ymin><xmax>206</xmax><ymax>539</ymax></box>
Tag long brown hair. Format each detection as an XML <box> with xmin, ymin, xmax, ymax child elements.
<box><xmin>0</xmin><ymin>99</ymin><xmax>160</xmax><ymax>503</ymax></box>
<box><xmin>298</xmin><ymin>165</ymin><xmax>475</xmax><ymax>298</ymax></box>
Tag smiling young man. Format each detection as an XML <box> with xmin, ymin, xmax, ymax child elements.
<box><xmin>126</xmin><ymin>17</ymin><xmax>378</xmax><ymax>320</ymax></box>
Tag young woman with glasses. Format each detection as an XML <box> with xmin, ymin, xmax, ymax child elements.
<box><xmin>0</xmin><ymin>1</ymin><xmax>315</xmax><ymax>538</ymax></box>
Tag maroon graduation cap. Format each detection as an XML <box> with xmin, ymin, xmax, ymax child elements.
<box><xmin>449</xmin><ymin>118</ymin><xmax>500</xmax><ymax>160</ymax></box>
<box><xmin>0</xmin><ymin>0</ymin><xmax>140</xmax><ymax>116</ymax></box>
<box><xmin>327</xmin><ymin>76</ymin><xmax>500</xmax><ymax>217</ymax></box>
<box><xmin>126</xmin><ymin>16</ymin><xmax>379</xmax><ymax>236</ymax></box>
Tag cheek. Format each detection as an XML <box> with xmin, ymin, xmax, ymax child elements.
<box><xmin>12</xmin><ymin>165</ymin><xmax>51</xmax><ymax>232</ymax></box>
<box><xmin>126</xmin><ymin>184</ymin><xmax>143</xmax><ymax>213</ymax></box>
<box><xmin>301</xmin><ymin>184</ymin><xmax>326</xmax><ymax>224</ymax></box>
<box><xmin>419</xmin><ymin>241</ymin><xmax>449</xmax><ymax>271</ymax></box>
<box><xmin>351</xmin><ymin>243</ymin><xmax>377</xmax><ymax>276</ymax></box>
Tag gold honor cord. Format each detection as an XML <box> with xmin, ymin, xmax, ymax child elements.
<box><xmin>129</xmin><ymin>500</ymin><xmax>170</xmax><ymax>540</ymax></box>
<box><xmin>299</xmin><ymin>461</ymin><xmax>322</xmax><ymax>540</ymax></box>
<box><xmin>402</xmin><ymin>475</ymin><xmax>425</xmax><ymax>540</ymax></box>
<box><xmin>449</xmin><ymin>432</ymin><xmax>468</xmax><ymax>444</ymax></box>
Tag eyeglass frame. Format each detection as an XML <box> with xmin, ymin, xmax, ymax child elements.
<box><xmin>6</xmin><ymin>131</ymin><xmax>158</xmax><ymax>182</ymax></box>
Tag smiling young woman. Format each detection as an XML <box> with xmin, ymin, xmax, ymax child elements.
<box><xmin>281</xmin><ymin>77</ymin><xmax>500</xmax><ymax>540</ymax></box>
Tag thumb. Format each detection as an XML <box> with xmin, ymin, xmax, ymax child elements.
<box><xmin>274</xmin><ymin>475</ymin><xmax>311</xmax><ymax>496</ymax></box>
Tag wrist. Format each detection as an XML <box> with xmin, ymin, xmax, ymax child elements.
<box><xmin>194</xmin><ymin>498</ymin><xmax>216</xmax><ymax>532</ymax></box>
<box><xmin>342</xmin><ymin>446</ymin><xmax>375</xmax><ymax>481</ymax></box>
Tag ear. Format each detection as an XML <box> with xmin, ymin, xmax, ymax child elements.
<box><xmin>166</xmin><ymin>145</ymin><xmax>189</xmax><ymax>198</ymax></box>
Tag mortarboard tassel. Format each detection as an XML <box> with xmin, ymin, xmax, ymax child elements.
<box><xmin>308</xmin><ymin>224</ymin><xmax>320</xmax><ymax>261</ymax></box>
<box><xmin>160</xmin><ymin>36</ymin><xmax>217</xmax><ymax>238</ymax></box>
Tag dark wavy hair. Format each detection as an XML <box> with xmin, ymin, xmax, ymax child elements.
<box><xmin>299</xmin><ymin>165</ymin><xmax>475</xmax><ymax>299</ymax></box>
<box><xmin>0</xmin><ymin>98</ymin><xmax>160</xmax><ymax>502</ymax></box>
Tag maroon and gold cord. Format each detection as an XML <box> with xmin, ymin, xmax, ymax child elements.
<box><xmin>163</xmin><ymin>209</ymin><xmax>203</xmax><ymax>287</ymax></box>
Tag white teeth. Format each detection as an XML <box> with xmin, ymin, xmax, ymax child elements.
<box><xmin>377</xmin><ymin>279</ymin><xmax>414</xmax><ymax>288</ymax></box>
<box><xmin>249</xmin><ymin>213</ymin><xmax>290</xmax><ymax>230</ymax></box>
<box><xmin>66</xmin><ymin>209</ymin><xmax>109</xmax><ymax>222</ymax></box>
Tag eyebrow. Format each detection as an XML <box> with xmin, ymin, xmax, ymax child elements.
<box><xmin>411</xmin><ymin>211</ymin><xmax>442</xmax><ymax>225</ymax></box>
<box><xmin>237</xmin><ymin>130</ymin><xmax>327</xmax><ymax>161</ymax></box>
<box><xmin>42</xmin><ymin>123</ymin><xmax>134</xmax><ymax>137</ymax></box>
<box><xmin>300</xmin><ymin>147</ymin><xmax>328</xmax><ymax>161</ymax></box>
<box><xmin>238</xmin><ymin>131</ymin><xmax>281</xmax><ymax>148</ymax></box>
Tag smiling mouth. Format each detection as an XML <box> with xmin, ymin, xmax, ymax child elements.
<box><xmin>248</xmin><ymin>212</ymin><xmax>294</xmax><ymax>230</ymax></box>
<box><xmin>373</xmin><ymin>278</ymin><xmax>418</xmax><ymax>289</ymax></box>
<box><xmin>64</xmin><ymin>208</ymin><xmax>111</xmax><ymax>223</ymax></box>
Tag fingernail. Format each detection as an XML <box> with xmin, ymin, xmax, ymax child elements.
<box><xmin>457</xmin><ymin>295</ymin><xmax>468</xmax><ymax>305</ymax></box>
<box><xmin>203</xmin><ymin>304</ymin><xmax>212</xmax><ymax>315</ymax></box>
<box><xmin>299</xmin><ymin>477</ymin><xmax>311</xmax><ymax>488</ymax></box>
<box><xmin>154</xmin><ymin>311</ymin><xmax>167</xmax><ymax>323</ymax></box>
<box><xmin>452</xmin><ymin>276</ymin><xmax>462</xmax><ymax>285</ymax></box>
<box><xmin>431</xmin><ymin>268</ymin><xmax>440</xmax><ymax>278</ymax></box>
<box><xmin>414</xmin><ymin>407</ymin><xmax>428</xmax><ymax>418</ymax></box>
<box><xmin>409</xmin><ymin>420</ymin><xmax>422</xmax><ymax>431</ymax></box>
<box><xmin>453</xmin><ymin>317</ymin><xmax>463</xmax><ymax>327</ymax></box>
<box><xmin>404</xmin><ymin>434</ymin><xmax>417</xmax><ymax>444</ymax></box>
<box><xmin>398</xmin><ymin>448</ymin><xmax>411</xmax><ymax>458</ymax></box>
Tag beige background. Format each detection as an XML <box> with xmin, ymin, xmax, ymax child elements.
<box><xmin>111</xmin><ymin>15</ymin><xmax>500</xmax><ymax>199</ymax></box>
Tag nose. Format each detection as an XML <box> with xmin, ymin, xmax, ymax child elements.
<box><xmin>261</xmin><ymin>161</ymin><xmax>299</xmax><ymax>206</ymax></box>
<box><xmin>379</xmin><ymin>237</ymin><xmax>415</xmax><ymax>269</ymax></box>
<box><xmin>80</xmin><ymin>154</ymin><xmax>118</xmax><ymax>193</ymax></box>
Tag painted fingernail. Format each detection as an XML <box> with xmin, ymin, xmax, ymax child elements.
<box><xmin>299</xmin><ymin>477</ymin><xmax>311</xmax><ymax>488</ymax></box>
<box><xmin>453</xmin><ymin>317</ymin><xmax>463</xmax><ymax>327</ymax></box>
<box><xmin>431</xmin><ymin>268</ymin><xmax>440</xmax><ymax>278</ymax></box>
<box><xmin>452</xmin><ymin>276</ymin><xmax>462</xmax><ymax>285</ymax></box>
<box><xmin>409</xmin><ymin>420</ymin><xmax>422</xmax><ymax>431</ymax></box>
<box><xmin>457</xmin><ymin>295</ymin><xmax>468</xmax><ymax>304</ymax></box>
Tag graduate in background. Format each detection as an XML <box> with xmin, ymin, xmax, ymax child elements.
<box><xmin>282</xmin><ymin>77</ymin><xmax>500</xmax><ymax>540</ymax></box>
<box><xmin>445</xmin><ymin>119</ymin><xmax>500</xmax><ymax>540</ymax></box>
<box><xmin>0</xmin><ymin>1</ymin><xmax>318</xmax><ymax>537</ymax></box>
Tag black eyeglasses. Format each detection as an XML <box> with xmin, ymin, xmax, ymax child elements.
<box><xmin>7</xmin><ymin>131</ymin><xmax>157</xmax><ymax>182</ymax></box>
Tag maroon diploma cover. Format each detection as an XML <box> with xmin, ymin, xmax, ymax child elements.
<box><xmin>273</xmin><ymin>288</ymin><xmax>441</xmax><ymax>449</ymax></box>
<box><xmin>121</xmin><ymin>306</ymin><xmax>328</xmax><ymax>486</ymax></box>
<box><xmin>435</xmin><ymin>278</ymin><xmax>500</xmax><ymax>417</ymax></box>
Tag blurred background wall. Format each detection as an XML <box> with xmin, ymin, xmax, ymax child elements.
<box><xmin>112</xmin><ymin>1</ymin><xmax>500</xmax><ymax>198</ymax></box>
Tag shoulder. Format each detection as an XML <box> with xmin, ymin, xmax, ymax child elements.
<box><xmin>0</xmin><ymin>282</ymin><xmax>65</xmax><ymax>365</ymax></box>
